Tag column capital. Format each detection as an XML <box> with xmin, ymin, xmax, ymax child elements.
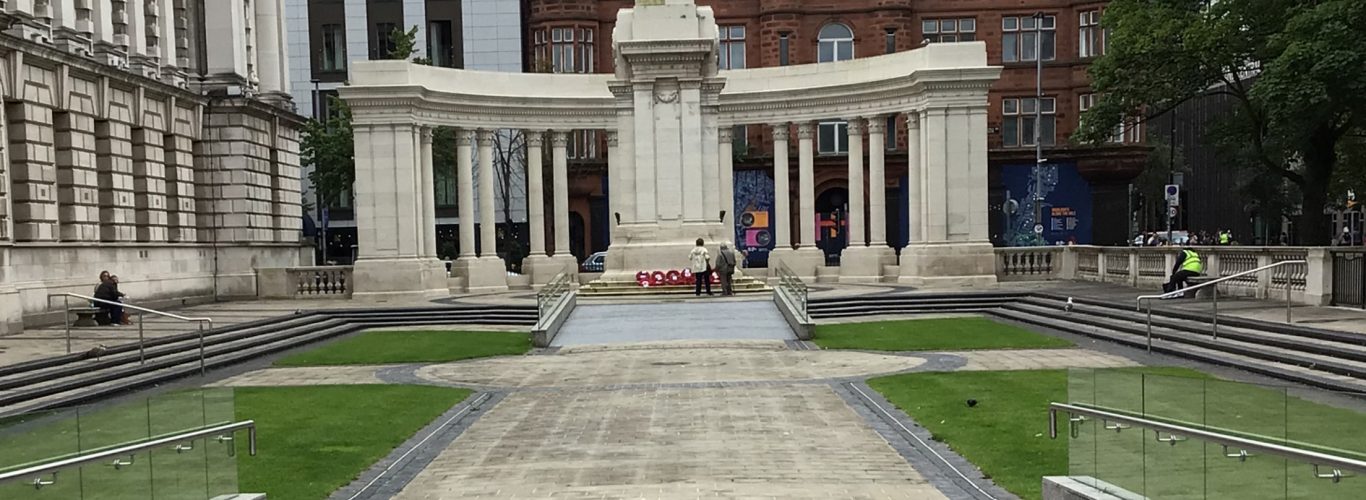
<box><xmin>865</xmin><ymin>118</ymin><xmax>885</xmax><ymax>135</ymax></box>
<box><xmin>796</xmin><ymin>122</ymin><xmax>816</xmax><ymax>140</ymax></box>
<box><xmin>906</xmin><ymin>112</ymin><xmax>921</xmax><ymax>129</ymax></box>
<box><xmin>420</xmin><ymin>127</ymin><xmax>434</xmax><ymax>144</ymax></box>
<box><xmin>771</xmin><ymin>123</ymin><xmax>790</xmax><ymax>141</ymax></box>
<box><xmin>455</xmin><ymin>129</ymin><xmax>473</xmax><ymax>147</ymax></box>
<box><xmin>846</xmin><ymin>119</ymin><xmax>866</xmax><ymax>136</ymax></box>
<box><xmin>606</xmin><ymin>130</ymin><xmax>619</xmax><ymax>147</ymax></box>
<box><xmin>718</xmin><ymin>126</ymin><xmax>733</xmax><ymax>142</ymax></box>
<box><xmin>526</xmin><ymin>130</ymin><xmax>544</xmax><ymax>147</ymax></box>
<box><xmin>476</xmin><ymin>128</ymin><xmax>496</xmax><ymax>146</ymax></box>
<box><xmin>550</xmin><ymin>130</ymin><xmax>569</xmax><ymax>147</ymax></box>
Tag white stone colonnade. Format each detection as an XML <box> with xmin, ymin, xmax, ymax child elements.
<box><xmin>340</xmin><ymin>1</ymin><xmax>1001</xmax><ymax>297</ymax></box>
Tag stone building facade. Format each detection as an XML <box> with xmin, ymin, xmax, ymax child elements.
<box><xmin>0</xmin><ymin>0</ymin><xmax>307</xmax><ymax>333</ymax></box>
<box><xmin>526</xmin><ymin>0</ymin><xmax>1148</xmax><ymax>259</ymax></box>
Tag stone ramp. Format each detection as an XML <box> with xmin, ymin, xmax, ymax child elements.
<box><xmin>550</xmin><ymin>300</ymin><xmax>795</xmax><ymax>347</ymax></box>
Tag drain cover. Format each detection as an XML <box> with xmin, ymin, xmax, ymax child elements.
<box><xmin>650</xmin><ymin>361</ymin><xmax>689</xmax><ymax>366</ymax></box>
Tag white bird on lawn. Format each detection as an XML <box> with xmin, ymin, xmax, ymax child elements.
<box><xmin>1065</xmin><ymin>297</ymin><xmax>1075</xmax><ymax>313</ymax></box>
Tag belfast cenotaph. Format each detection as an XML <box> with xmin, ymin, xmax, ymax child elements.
<box><xmin>340</xmin><ymin>0</ymin><xmax>1002</xmax><ymax>297</ymax></box>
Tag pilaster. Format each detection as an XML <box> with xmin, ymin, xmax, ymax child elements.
<box><xmin>54</xmin><ymin>108</ymin><xmax>101</xmax><ymax>241</ymax></box>
<box><xmin>96</xmin><ymin>90</ymin><xmax>137</xmax><ymax>242</ymax></box>
<box><xmin>6</xmin><ymin>100</ymin><xmax>59</xmax><ymax>241</ymax></box>
<box><xmin>165</xmin><ymin>104</ymin><xmax>197</xmax><ymax>242</ymax></box>
<box><xmin>132</xmin><ymin>97</ymin><xmax>169</xmax><ymax>242</ymax></box>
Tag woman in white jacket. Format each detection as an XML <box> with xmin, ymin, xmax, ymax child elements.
<box><xmin>688</xmin><ymin>238</ymin><xmax>713</xmax><ymax>296</ymax></box>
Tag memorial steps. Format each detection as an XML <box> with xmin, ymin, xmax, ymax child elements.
<box><xmin>808</xmin><ymin>292</ymin><xmax>1366</xmax><ymax>394</ymax></box>
<box><xmin>0</xmin><ymin>305</ymin><xmax>537</xmax><ymax>418</ymax></box>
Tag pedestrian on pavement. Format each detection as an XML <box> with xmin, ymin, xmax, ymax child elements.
<box><xmin>1341</xmin><ymin>227</ymin><xmax>1353</xmax><ymax>246</ymax></box>
<box><xmin>1163</xmin><ymin>246</ymin><xmax>1204</xmax><ymax>298</ymax></box>
<box><xmin>688</xmin><ymin>238</ymin><xmax>713</xmax><ymax>296</ymax></box>
<box><xmin>715</xmin><ymin>242</ymin><xmax>738</xmax><ymax>296</ymax></box>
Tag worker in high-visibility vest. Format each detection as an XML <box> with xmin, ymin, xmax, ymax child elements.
<box><xmin>1163</xmin><ymin>247</ymin><xmax>1205</xmax><ymax>297</ymax></box>
<box><xmin>1218</xmin><ymin>230</ymin><xmax>1232</xmax><ymax>245</ymax></box>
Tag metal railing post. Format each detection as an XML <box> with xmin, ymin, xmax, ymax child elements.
<box><xmin>198</xmin><ymin>322</ymin><xmax>207</xmax><ymax>376</ymax></box>
<box><xmin>138</xmin><ymin>312</ymin><xmax>145</xmax><ymax>364</ymax></box>
<box><xmin>64</xmin><ymin>296</ymin><xmax>72</xmax><ymax>354</ymax></box>
<box><xmin>1212</xmin><ymin>287</ymin><xmax>1219</xmax><ymax>340</ymax></box>
<box><xmin>1146</xmin><ymin>303</ymin><xmax>1153</xmax><ymax>353</ymax></box>
<box><xmin>1286</xmin><ymin>282</ymin><xmax>1293</xmax><ymax>324</ymax></box>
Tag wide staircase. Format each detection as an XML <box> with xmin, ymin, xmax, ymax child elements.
<box><xmin>808</xmin><ymin>290</ymin><xmax>1366</xmax><ymax>394</ymax></box>
<box><xmin>0</xmin><ymin>304</ymin><xmax>536</xmax><ymax>418</ymax></box>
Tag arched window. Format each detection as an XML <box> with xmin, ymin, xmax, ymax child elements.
<box><xmin>818</xmin><ymin>23</ymin><xmax>854</xmax><ymax>63</ymax></box>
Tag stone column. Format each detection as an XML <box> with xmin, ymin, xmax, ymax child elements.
<box><xmin>898</xmin><ymin>104</ymin><xmax>996</xmax><ymax>288</ymax></box>
<box><xmin>718</xmin><ymin>126</ymin><xmax>735</xmax><ymax>241</ymax></box>
<box><xmin>455</xmin><ymin>129</ymin><xmax>475</xmax><ymax>259</ymax></box>
<box><xmin>550</xmin><ymin>131</ymin><xmax>577</xmax><ymax>275</ymax></box>
<box><xmin>420</xmin><ymin>127</ymin><xmax>437</xmax><ymax>259</ymax></box>
<box><xmin>867</xmin><ymin>116</ymin><xmax>888</xmax><ymax>247</ymax></box>
<box><xmin>351</xmin><ymin>123</ymin><xmax>448</xmax><ymax>297</ymax></box>
<box><xmin>254</xmin><ymin>0</ymin><xmax>290</xmax><ymax>100</ymax></box>
<box><xmin>906</xmin><ymin>112</ymin><xmax>922</xmax><ymax>245</ymax></box>
<box><xmin>527</xmin><ymin>132</ymin><xmax>547</xmax><ymax>258</ymax></box>
<box><xmin>797</xmin><ymin>122</ymin><xmax>816</xmax><ymax>250</ymax></box>
<box><xmin>476</xmin><ymin>129</ymin><xmax>497</xmax><ymax>259</ymax></box>
<box><xmin>845</xmin><ymin>119</ymin><xmax>865</xmax><ymax>247</ymax></box>
<box><xmin>606</xmin><ymin>130</ymin><xmax>620</xmax><ymax>241</ymax></box>
<box><xmin>771</xmin><ymin>124</ymin><xmax>791</xmax><ymax>250</ymax></box>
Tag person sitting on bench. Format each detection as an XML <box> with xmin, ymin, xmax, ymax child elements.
<box><xmin>1162</xmin><ymin>246</ymin><xmax>1204</xmax><ymax>298</ymax></box>
<box><xmin>94</xmin><ymin>273</ymin><xmax>128</xmax><ymax>325</ymax></box>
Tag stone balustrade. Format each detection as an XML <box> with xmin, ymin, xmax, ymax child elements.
<box><xmin>255</xmin><ymin>266</ymin><xmax>354</xmax><ymax>299</ymax></box>
<box><xmin>996</xmin><ymin>246</ymin><xmax>1336</xmax><ymax>305</ymax></box>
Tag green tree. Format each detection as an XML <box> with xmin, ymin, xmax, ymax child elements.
<box><xmin>302</xmin><ymin>95</ymin><xmax>354</xmax><ymax>208</ymax></box>
<box><xmin>1078</xmin><ymin>0</ymin><xmax>1366</xmax><ymax>244</ymax></box>
<box><xmin>387</xmin><ymin>25</ymin><xmax>422</xmax><ymax>61</ymax></box>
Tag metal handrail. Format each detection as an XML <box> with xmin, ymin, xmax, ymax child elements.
<box><xmin>1133</xmin><ymin>260</ymin><xmax>1306</xmax><ymax>353</ymax></box>
<box><xmin>0</xmin><ymin>420</ymin><xmax>257</xmax><ymax>489</ymax></box>
<box><xmin>773</xmin><ymin>261</ymin><xmax>809</xmax><ymax>322</ymax></box>
<box><xmin>536</xmin><ymin>270</ymin><xmax>573</xmax><ymax>326</ymax></box>
<box><xmin>48</xmin><ymin>293</ymin><xmax>215</xmax><ymax>375</ymax></box>
<box><xmin>1048</xmin><ymin>403</ymin><xmax>1365</xmax><ymax>482</ymax></box>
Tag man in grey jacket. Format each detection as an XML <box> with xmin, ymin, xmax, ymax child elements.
<box><xmin>715</xmin><ymin>242</ymin><xmax>738</xmax><ymax>296</ymax></box>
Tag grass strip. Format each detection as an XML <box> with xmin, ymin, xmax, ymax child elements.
<box><xmin>274</xmin><ymin>330</ymin><xmax>530</xmax><ymax>366</ymax></box>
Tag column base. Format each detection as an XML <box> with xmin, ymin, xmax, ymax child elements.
<box><xmin>599</xmin><ymin>221</ymin><xmax>729</xmax><ymax>280</ymax></box>
<box><xmin>453</xmin><ymin>257</ymin><xmax>510</xmax><ymax>293</ymax></box>
<box><xmin>839</xmin><ymin>246</ymin><xmax>896</xmax><ymax>284</ymax></box>
<box><xmin>897</xmin><ymin>242</ymin><xmax>998</xmax><ymax>288</ymax></box>
<box><xmin>352</xmin><ymin>257</ymin><xmax>450</xmax><ymax>299</ymax></box>
<box><xmin>769</xmin><ymin>247</ymin><xmax>824</xmax><ymax>281</ymax></box>
<box><xmin>523</xmin><ymin>254</ymin><xmax>579</xmax><ymax>287</ymax></box>
<box><xmin>0</xmin><ymin>284</ymin><xmax>23</xmax><ymax>335</ymax></box>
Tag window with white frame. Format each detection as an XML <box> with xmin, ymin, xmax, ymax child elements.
<box><xmin>921</xmin><ymin>18</ymin><xmax>975</xmax><ymax>43</ymax></box>
<box><xmin>719</xmin><ymin>25</ymin><xmax>745</xmax><ymax>69</ymax></box>
<box><xmin>321</xmin><ymin>24</ymin><xmax>346</xmax><ymax>71</ymax></box>
<box><xmin>1002</xmin><ymin>15</ymin><xmax>1056</xmax><ymax>63</ymax></box>
<box><xmin>1079</xmin><ymin>93</ymin><xmax>1141</xmax><ymax>143</ymax></box>
<box><xmin>543</xmin><ymin>27</ymin><xmax>594</xmax><ymax>74</ymax></box>
<box><xmin>817</xmin><ymin>23</ymin><xmax>854</xmax><ymax>63</ymax></box>
<box><xmin>818</xmin><ymin>121</ymin><xmax>849</xmax><ymax>154</ymax></box>
<box><xmin>886</xmin><ymin>116</ymin><xmax>898</xmax><ymax>151</ymax></box>
<box><xmin>1079</xmin><ymin>10</ymin><xmax>1105</xmax><ymax>58</ymax></box>
<box><xmin>1002</xmin><ymin>97</ymin><xmax>1056</xmax><ymax>147</ymax></box>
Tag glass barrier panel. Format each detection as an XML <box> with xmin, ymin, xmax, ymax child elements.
<box><xmin>76</xmin><ymin>398</ymin><xmax>153</xmax><ymax>456</ymax></box>
<box><xmin>1142</xmin><ymin>372</ymin><xmax>1210</xmax><ymax>499</ymax></box>
<box><xmin>1285</xmin><ymin>388</ymin><xmax>1366</xmax><ymax>499</ymax></box>
<box><xmin>203</xmin><ymin>388</ymin><xmax>240</xmax><ymax>497</ymax></box>
<box><xmin>150</xmin><ymin>440</ymin><xmax>209</xmax><ymax>499</ymax></box>
<box><xmin>1067</xmin><ymin>369</ymin><xmax>1099</xmax><ymax>487</ymax></box>
<box><xmin>1205</xmin><ymin>377</ymin><xmax>1289</xmax><ymax>499</ymax></box>
<box><xmin>79</xmin><ymin>448</ymin><xmax>153</xmax><ymax>499</ymax></box>
<box><xmin>0</xmin><ymin>407</ymin><xmax>81</xmax><ymax>472</ymax></box>
<box><xmin>1091</xmin><ymin>369</ymin><xmax>1146</xmax><ymax>497</ymax></box>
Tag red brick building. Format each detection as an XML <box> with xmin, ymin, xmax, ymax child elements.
<box><xmin>525</xmin><ymin>0</ymin><xmax>1147</xmax><ymax>259</ymax></box>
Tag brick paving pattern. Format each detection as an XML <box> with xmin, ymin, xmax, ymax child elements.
<box><xmin>392</xmin><ymin>386</ymin><xmax>948</xmax><ymax>500</ymax></box>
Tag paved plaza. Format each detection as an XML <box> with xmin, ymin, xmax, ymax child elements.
<box><xmin>550</xmin><ymin>301</ymin><xmax>795</xmax><ymax>346</ymax></box>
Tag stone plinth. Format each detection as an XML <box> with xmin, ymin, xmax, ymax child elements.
<box><xmin>353</xmin><ymin>258</ymin><xmax>449</xmax><ymax>298</ymax></box>
<box><xmin>768</xmin><ymin>247</ymin><xmax>824</xmax><ymax>281</ymax></box>
<box><xmin>898</xmin><ymin>242</ymin><xmax>998</xmax><ymax>288</ymax></box>
<box><xmin>452</xmin><ymin>258</ymin><xmax>509</xmax><ymax>293</ymax></box>
<box><xmin>838</xmin><ymin>246</ymin><xmax>895</xmax><ymax>283</ymax></box>
<box><xmin>524</xmin><ymin>254</ymin><xmax>578</xmax><ymax>286</ymax></box>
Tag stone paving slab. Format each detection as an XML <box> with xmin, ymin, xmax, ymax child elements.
<box><xmin>208</xmin><ymin>366</ymin><xmax>386</xmax><ymax>387</ymax></box>
<box><xmin>414</xmin><ymin>347</ymin><xmax>929</xmax><ymax>388</ymax></box>
<box><xmin>391</xmin><ymin>386</ymin><xmax>948</xmax><ymax>500</ymax></box>
<box><xmin>951</xmin><ymin>348</ymin><xmax>1138</xmax><ymax>372</ymax></box>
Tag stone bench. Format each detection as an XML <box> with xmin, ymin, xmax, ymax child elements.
<box><xmin>70</xmin><ymin>307</ymin><xmax>109</xmax><ymax>327</ymax></box>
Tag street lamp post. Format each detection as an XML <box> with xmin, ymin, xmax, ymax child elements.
<box><xmin>1032</xmin><ymin>12</ymin><xmax>1046</xmax><ymax>245</ymax></box>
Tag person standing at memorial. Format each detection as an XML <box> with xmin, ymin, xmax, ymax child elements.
<box><xmin>714</xmin><ymin>242</ymin><xmax>738</xmax><ymax>296</ymax></box>
<box><xmin>688</xmin><ymin>238</ymin><xmax>713</xmax><ymax>296</ymax></box>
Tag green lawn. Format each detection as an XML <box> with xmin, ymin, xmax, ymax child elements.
<box><xmin>0</xmin><ymin>385</ymin><xmax>469</xmax><ymax>500</ymax></box>
<box><xmin>868</xmin><ymin>368</ymin><xmax>1366</xmax><ymax>500</ymax></box>
<box><xmin>273</xmin><ymin>329</ymin><xmax>531</xmax><ymax>366</ymax></box>
<box><xmin>235</xmin><ymin>385</ymin><xmax>471</xmax><ymax>499</ymax></box>
<box><xmin>814</xmin><ymin>317</ymin><xmax>1073</xmax><ymax>351</ymax></box>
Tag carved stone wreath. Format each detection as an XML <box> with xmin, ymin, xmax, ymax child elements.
<box><xmin>654</xmin><ymin>90</ymin><xmax>679</xmax><ymax>104</ymax></box>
